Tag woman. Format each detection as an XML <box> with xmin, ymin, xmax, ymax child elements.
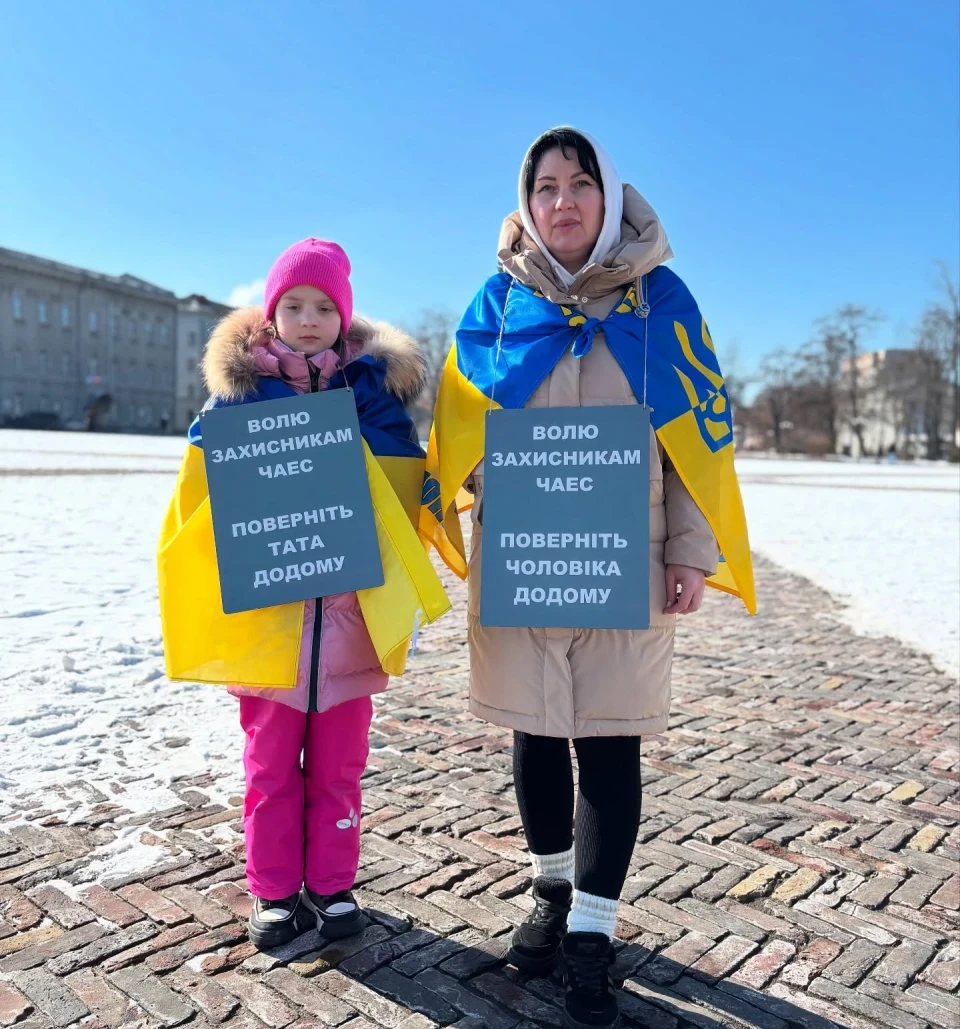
<box><xmin>422</xmin><ymin>128</ymin><xmax>754</xmax><ymax>1029</ymax></box>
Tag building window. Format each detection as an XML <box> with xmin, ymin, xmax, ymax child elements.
<box><xmin>62</xmin><ymin>354</ymin><xmax>71</xmax><ymax>375</ymax></box>
<box><xmin>40</xmin><ymin>351</ymin><xmax>49</xmax><ymax>373</ymax></box>
<box><xmin>88</xmin><ymin>310</ymin><xmax>99</xmax><ymax>333</ymax></box>
<box><xmin>130</xmin><ymin>317</ymin><xmax>137</xmax><ymax>340</ymax></box>
<box><xmin>13</xmin><ymin>293</ymin><xmax>24</xmax><ymax>320</ymax></box>
<box><xmin>188</xmin><ymin>330</ymin><xmax>197</xmax><ymax>348</ymax></box>
<box><xmin>145</xmin><ymin>318</ymin><xmax>153</xmax><ymax>343</ymax></box>
<box><xmin>112</xmin><ymin>312</ymin><xmax>120</xmax><ymax>337</ymax></box>
<box><xmin>40</xmin><ymin>395</ymin><xmax>50</xmax><ymax>410</ymax></box>
<box><xmin>38</xmin><ymin>300</ymin><xmax>48</xmax><ymax>324</ymax></box>
<box><xmin>61</xmin><ymin>303</ymin><xmax>71</xmax><ymax>328</ymax></box>
<box><xmin>13</xmin><ymin>394</ymin><xmax>24</xmax><ymax>417</ymax></box>
<box><xmin>88</xmin><ymin>359</ymin><xmax>99</xmax><ymax>378</ymax></box>
<box><xmin>187</xmin><ymin>383</ymin><xmax>197</xmax><ymax>400</ymax></box>
<box><xmin>160</xmin><ymin>322</ymin><xmax>168</xmax><ymax>344</ymax></box>
<box><xmin>14</xmin><ymin>348</ymin><xmax>23</xmax><ymax>371</ymax></box>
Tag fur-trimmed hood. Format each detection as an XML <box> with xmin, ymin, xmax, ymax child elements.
<box><xmin>202</xmin><ymin>307</ymin><xmax>426</xmax><ymax>404</ymax></box>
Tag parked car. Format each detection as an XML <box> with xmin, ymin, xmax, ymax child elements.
<box><xmin>2</xmin><ymin>410</ymin><xmax>63</xmax><ymax>431</ymax></box>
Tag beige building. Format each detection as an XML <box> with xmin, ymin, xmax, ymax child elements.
<box><xmin>175</xmin><ymin>294</ymin><xmax>232</xmax><ymax>432</ymax></box>
<box><xmin>837</xmin><ymin>349</ymin><xmax>928</xmax><ymax>457</ymax></box>
<box><xmin>0</xmin><ymin>246</ymin><xmax>177</xmax><ymax>431</ymax></box>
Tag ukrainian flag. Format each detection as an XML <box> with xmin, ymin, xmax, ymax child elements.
<box><xmin>420</xmin><ymin>267</ymin><xmax>756</xmax><ymax>614</ymax></box>
<box><xmin>158</xmin><ymin>356</ymin><xmax>451</xmax><ymax>689</ymax></box>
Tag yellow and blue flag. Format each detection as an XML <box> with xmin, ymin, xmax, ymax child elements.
<box><xmin>420</xmin><ymin>268</ymin><xmax>756</xmax><ymax>614</ymax></box>
<box><xmin>159</xmin><ymin>356</ymin><xmax>451</xmax><ymax>689</ymax></box>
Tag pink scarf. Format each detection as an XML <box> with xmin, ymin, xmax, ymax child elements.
<box><xmin>251</xmin><ymin>336</ymin><xmax>341</xmax><ymax>394</ymax></box>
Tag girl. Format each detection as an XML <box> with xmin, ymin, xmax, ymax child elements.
<box><xmin>159</xmin><ymin>238</ymin><xmax>448</xmax><ymax>950</ymax></box>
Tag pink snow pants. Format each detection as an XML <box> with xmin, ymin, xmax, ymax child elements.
<box><xmin>238</xmin><ymin>695</ymin><xmax>373</xmax><ymax>899</ymax></box>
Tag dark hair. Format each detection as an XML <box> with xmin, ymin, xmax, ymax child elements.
<box><xmin>523</xmin><ymin>129</ymin><xmax>603</xmax><ymax>198</ymax></box>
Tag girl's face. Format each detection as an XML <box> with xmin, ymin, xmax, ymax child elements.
<box><xmin>273</xmin><ymin>286</ymin><xmax>341</xmax><ymax>356</ymax></box>
<box><xmin>528</xmin><ymin>146</ymin><xmax>604</xmax><ymax>276</ymax></box>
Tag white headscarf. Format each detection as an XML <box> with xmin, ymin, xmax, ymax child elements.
<box><xmin>518</xmin><ymin>128</ymin><xmax>624</xmax><ymax>288</ymax></box>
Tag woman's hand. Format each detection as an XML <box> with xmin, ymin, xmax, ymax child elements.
<box><xmin>664</xmin><ymin>564</ymin><xmax>706</xmax><ymax>615</ymax></box>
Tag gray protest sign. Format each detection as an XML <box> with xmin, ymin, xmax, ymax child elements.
<box><xmin>480</xmin><ymin>406</ymin><xmax>650</xmax><ymax>630</ymax></box>
<box><xmin>201</xmin><ymin>388</ymin><xmax>383</xmax><ymax>614</ymax></box>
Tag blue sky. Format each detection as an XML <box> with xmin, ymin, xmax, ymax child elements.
<box><xmin>1</xmin><ymin>1</ymin><xmax>957</xmax><ymax>379</ymax></box>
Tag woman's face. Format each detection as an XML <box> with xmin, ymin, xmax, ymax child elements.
<box><xmin>528</xmin><ymin>146</ymin><xmax>604</xmax><ymax>275</ymax></box>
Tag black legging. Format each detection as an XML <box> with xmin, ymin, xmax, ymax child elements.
<box><xmin>513</xmin><ymin>731</ymin><xmax>643</xmax><ymax>901</ymax></box>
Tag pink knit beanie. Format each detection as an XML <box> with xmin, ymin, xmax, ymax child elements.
<box><xmin>263</xmin><ymin>238</ymin><xmax>353</xmax><ymax>331</ymax></box>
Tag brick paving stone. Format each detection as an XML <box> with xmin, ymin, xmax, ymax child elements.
<box><xmin>0</xmin><ymin>923</ymin><xmax>63</xmax><ymax>959</ymax></box>
<box><xmin>161</xmin><ymin>885</ymin><xmax>234</xmax><ymax>928</ymax></box>
<box><xmin>64</xmin><ymin>968</ymin><xmax>142</xmax><ymax>1028</ymax></box>
<box><xmin>687</xmin><ymin>935</ymin><xmax>758</xmax><ymax>983</ymax></box>
<box><xmin>459</xmin><ymin>971</ymin><xmax>554</xmax><ymax>1027</ymax></box>
<box><xmin>117</xmin><ymin>882</ymin><xmax>191</xmax><ymax>925</ymax></box>
<box><xmin>726</xmin><ymin>864</ymin><xmax>783</xmax><ymax>900</ymax></box>
<box><xmin>808</xmin><ymin>976</ymin><xmax>927</xmax><ymax>1029</ymax></box>
<box><xmin>365</xmin><ymin>967</ymin><xmax>459</xmax><ymax>1025</ymax></box>
<box><xmin>46</xmin><ymin>919</ymin><xmax>157</xmax><ymax>975</ymax></box>
<box><xmin>904</xmin><ymin>982</ymin><xmax>960</xmax><ymax>1028</ymax></box>
<box><xmin>74</xmin><ymin>883</ymin><xmax>144</xmax><ymax>927</ymax></box>
<box><xmin>0</xmin><ymin>920</ymin><xmax>106</xmax><ymax>973</ymax></box>
<box><xmin>315</xmin><ymin>970</ymin><xmax>411</xmax><ymax>1029</ymax></box>
<box><xmin>780</xmin><ymin>937</ymin><xmax>845</xmax><ymax>988</ymax></box>
<box><xmin>918</xmin><ymin>941</ymin><xmax>960</xmax><ymax>991</ymax></box>
<box><xmin>262</xmin><ymin>969</ymin><xmax>356</xmax><ymax>1024</ymax></box>
<box><xmin>0</xmin><ymin>887</ymin><xmax>43</xmax><ymax>939</ymax></box>
<box><xmin>930</xmin><ymin>875</ymin><xmax>960</xmax><ymax>910</ymax></box>
<box><xmin>822</xmin><ymin>937</ymin><xmax>884</xmax><ymax>985</ymax></box>
<box><xmin>872</xmin><ymin>940</ymin><xmax>936</xmax><ymax>989</ymax></box>
<box><xmin>642</xmin><ymin>932</ymin><xmax>715</xmax><ymax>984</ymax></box>
<box><xmin>849</xmin><ymin>874</ymin><xmax>902</xmax><ymax>908</ymax></box>
<box><xmin>729</xmin><ymin>938</ymin><xmax>797</xmax><ymax>990</ymax></box>
<box><xmin>24</xmin><ymin>885</ymin><xmax>94</xmax><ymax>929</ymax></box>
<box><xmin>213</xmin><ymin>971</ymin><xmax>297</xmax><ymax>1028</ymax></box>
<box><xmin>0</xmin><ymin>981</ymin><xmax>32</xmax><ymax>1027</ymax></box>
<box><xmin>109</xmin><ymin>965</ymin><xmax>195</xmax><ymax>1027</ymax></box>
<box><xmin>8</xmin><ymin>969</ymin><xmax>87</xmax><ymax>1028</ymax></box>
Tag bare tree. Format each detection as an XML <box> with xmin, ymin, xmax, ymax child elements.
<box><xmin>936</xmin><ymin>262</ymin><xmax>960</xmax><ymax>454</ymax></box>
<box><xmin>409</xmin><ymin>309</ymin><xmax>457</xmax><ymax>436</ymax></box>
<box><xmin>913</xmin><ymin>302</ymin><xmax>954</xmax><ymax>460</ymax></box>
<box><xmin>757</xmin><ymin>349</ymin><xmax>799</xmax><ymax>452</ymax></box>
<box><xmin>806</xmin><ymin>305</ymin><xmax>883</xmax><ymax>455</ymax></box>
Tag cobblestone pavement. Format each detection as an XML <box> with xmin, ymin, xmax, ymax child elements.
<box><xmin>1</xmin><ymin>555</ymin><xmax>958</xmax><ymax>1029</ymax></box>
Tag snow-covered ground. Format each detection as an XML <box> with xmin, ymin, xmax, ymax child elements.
<box><xmin>738</xmin><ymin>456</ymin><xmax>960</xmax><ymax>678</ymax></box>
<box><xmin>1</xmin><ymin>431</ymin><xmax>958</xmax><ymax>825</ymax></box>
<box><xmin>0</xmin><ymin>429</ymin><xmax>244</xmax><ymax>821</ymax></box>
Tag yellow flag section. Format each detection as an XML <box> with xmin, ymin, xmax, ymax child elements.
<box><xmin>419</xmin><ymin>344</ymin><xmax>494</xmax><ymax>578</ymax></box>
<box><xmin>657</xmin><ymin>410</ymin><xmax>756</xmax><ymax>614</ymax></box>
<box><xmin>158</xmin><ymin>441</ymin><xmax>450</xmax><ymax>688</ymax></box>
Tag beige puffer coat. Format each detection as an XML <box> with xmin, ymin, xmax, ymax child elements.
<box><xmin>466</xmin><ymin>186</ymin><xmax>719</xmax><ymax>739</ymax></box>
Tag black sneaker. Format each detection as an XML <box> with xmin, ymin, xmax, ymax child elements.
<box><xmin>506</xmin><ymin>876</ymin><xmax>572</xmax><ymax>975</ymax></box>
<box><xmin>560</xmin><ymin>932</ymin><xmax>620</xmax><ymax>1029</ymax></box>
<box><xmin>247</xmin><ymin>893</ymin><xmax>302</xmax><ymax>951</ymax></box>
<box><xmin>301</xmin><ymin>887</ymin><xmax>366</xmax><ymax>939</ymax></box>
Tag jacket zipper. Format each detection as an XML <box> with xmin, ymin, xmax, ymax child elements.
<box><xmin>307</xmin><ymin>362</ymin><xmax>323</xmax><ymax>713</ymax></box>
<box><xmin>307</xmin><ymin>603</ymin><xmax>323</xmax><ymax>714</ymax></box>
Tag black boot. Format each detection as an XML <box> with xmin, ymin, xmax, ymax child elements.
<box><xmin>247</xmin><ymin>893</ymin><xmax>302</xmax><ymax>951</ymax></box>
<box><xmin>301</xmin><ymin>888</ymin><xmax>367</xmax><ymax>939</ymax></box>
<box><xmin>560</xmin><ymin>932</ymin><xmax>620</xmax><ymax>1029</ymax></box>
<box><xmin>506</xmin><ymin>876</ymin><xmax>572</xmax><ymax>974</ymax></box>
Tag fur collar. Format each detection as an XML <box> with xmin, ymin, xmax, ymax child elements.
<box><xmin>202</xmin><ymin>307</ymin><xmax>426</xmax><ymax>404</ymax></box>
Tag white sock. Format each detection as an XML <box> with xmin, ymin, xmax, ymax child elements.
<box><xmin>567</xmin><ymin>889</ymin><xmax>619</xmax><ymax>939</ymax></box>
<box><xmin>530</xmin><ymin>847</ymin><xmax>575</xmax><ymax>885</ymax></box>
